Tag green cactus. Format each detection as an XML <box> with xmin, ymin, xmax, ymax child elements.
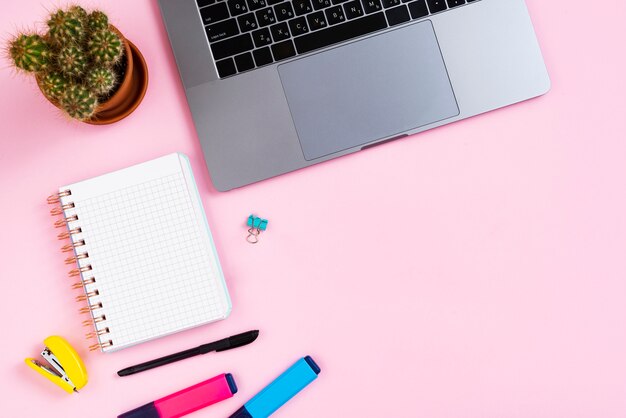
<box><xmin>87</xmin><ymin>11</ymin><xmax>109</xmax><ymax>32</ymax></box>
<box><xmin>86</xmin><ymin>67</ymin><xmax>117</xmax><ymax>96</ymax></box>
<box><xmin>59</xmin><ymin>84</ymin><xmax>98</xmax><ymax>121</ymax></box>
<box><xmin>47</xmin><ymin>9</ymin><xmax>86</xmax><ymax>46</ymax></box>
<box><xmin>57</xmin><ymin>44</ymin><xmax>88</xmax><ymax>78</ymax></box>
<box><xmin>7</xmin><ymin>6</ymin><xmax>133</xmax><ymax>122</ymax></box>
<box><xmin>8</xmin><ymin>34</ymin><xmax>50</xmax><ymax>73</ymax></box>
<box><xmin>68</xmin><ymin>5</ymin><xmax>88</xmax><ymax>24</ymax></box>
<box><xmin>39</xmin><ymin>72</ymin><xmax>69</xmax><ymax>101</ymax></box>
<box><xmin>87</xmin><ymin>29</ymin><xmax>123</xmax><ymax>66</ymax></box>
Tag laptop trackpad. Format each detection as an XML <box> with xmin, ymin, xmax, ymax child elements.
<box><xmin>278</xmin><ymin>21</ymin><xmax>459</xmax><ymax>161</ymax></box>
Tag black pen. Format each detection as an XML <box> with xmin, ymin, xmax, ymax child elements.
<box><xmin>117</xmin><ymin>330</ymin><xmax>259</xmax><ymax>377</ymax></box>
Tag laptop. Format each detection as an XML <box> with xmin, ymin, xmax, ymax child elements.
<box><xmin>158</xmin><ymin>0</ymin><xmax>550</xmax><ymax>191</ymax></box>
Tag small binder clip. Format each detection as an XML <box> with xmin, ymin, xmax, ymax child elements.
<box><xmin>247</xmin><ymin>214</ymin><xmax>268</xmax><ymax>244</ymax></box>
<box><xmin>25</xmin><ymin>336</ymin><xmax>88</xmax><ymax>394</ymax></box>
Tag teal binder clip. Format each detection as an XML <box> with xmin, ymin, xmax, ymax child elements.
<box><xmin>247</xmin><ymin>215</ymin><xmax>268</xmax><ymax>244</ymax></box>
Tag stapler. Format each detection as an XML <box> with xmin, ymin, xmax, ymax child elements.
<box><xmin>25</xmin><ymin>336</ymin><xmax>88</xmax><ymax>394</ymax></box>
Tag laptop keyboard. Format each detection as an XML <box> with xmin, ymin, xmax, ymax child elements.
<box><xmin>197</xmin><ymin>0</ymin><xmax>480</xmax><ymax>78</ymax></box>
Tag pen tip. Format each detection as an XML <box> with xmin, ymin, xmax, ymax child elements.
<box><xmin>248</xmin><ymin>330</ymin><xmax>259</xmax><ymax>342</ymax></box>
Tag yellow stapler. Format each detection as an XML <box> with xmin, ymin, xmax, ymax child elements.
<box><xmin>25</xmin><ymin>336</ymin><xmax>88</xmax><ymax>394</ymax></box>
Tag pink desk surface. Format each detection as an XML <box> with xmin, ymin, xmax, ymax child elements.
<box><xmin>1</xmin><ymin>1</ymin><xmax>625</xmax><ymax>417</ymax></box>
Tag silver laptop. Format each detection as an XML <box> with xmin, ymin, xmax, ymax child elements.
<box><xmin>158</xmin><ymin>0</ymin><xmax>549</xmax><ymax>191</ymax></box>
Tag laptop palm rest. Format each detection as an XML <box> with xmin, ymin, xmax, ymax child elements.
<box><xmin>278</xmin><ymin>20</ymin><xmax>460</xmax><ymax>161</ymax></box>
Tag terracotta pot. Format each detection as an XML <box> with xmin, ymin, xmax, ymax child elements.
<box><xmin>37</xmin><ymin>25</ymin><xmax>148</xmax><ymax>125</ymax></box>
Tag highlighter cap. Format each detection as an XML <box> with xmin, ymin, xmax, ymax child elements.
<box><xmin>230</xmin><ymin>406</ymin><xmax>254</xmax><ymax>418</ymax></box>
<box><xmin>117</xmin><ymin>403</ymin><xmax>159</xmax><ymax>418</ymax></box>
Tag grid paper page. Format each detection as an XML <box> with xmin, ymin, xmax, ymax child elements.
<box><xmin>59</xmin><ymin>154</ymin><xmax>230</xmax><ymax>352</ymax></box>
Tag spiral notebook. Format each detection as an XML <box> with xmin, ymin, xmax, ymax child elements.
<box><xmin>48</xmin><ymin>153</ymin><xmax>231</xmax><ymax>353</ymax></box>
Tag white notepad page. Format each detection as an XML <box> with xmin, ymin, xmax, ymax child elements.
<box><xmin>59</xmin><ymin>153</ymin><xmax>231</xmax><ymax>352</ymax></box>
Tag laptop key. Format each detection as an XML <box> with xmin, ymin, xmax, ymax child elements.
<box><xmin>197</xmin><ymin>0</ymin><xmax>217</xmax><ymax>7</ymax></box>
<box><xmin>289</xmin><ymin>17</ymin><xmax>310</xmax><ymax>35</ymax></box>
<box><xmin>211</xmin><ymin>33</ymin><xmax>254</xmax><ymax>60</ymax></box>
<box><xmin>407</xmin><ymin>0</ymin><xmax>428</xmax><ymax>18</ymax></box>
<box><xmin>216</xmin><ymin>57</ymin><xmax>237</xmax><ymax>77</ymax></box>
<box><xmin>426</xmin><ymin>0</ymin><xmax>447</xmax><ymax>12</ymax></box>
<box><xmin>253</xmin><ymin>46</ymin><xmax>274</xmax><ymax>66</ymax></box>
<box><xmin>252</xmin><ymin>27</ymin><xmax>273</xmax><ymax>47</ymax></box>
<box><xmin>361</xmin><ymin>0</ymin><xmax>382</xmax><ymax>14</ymax></box>
<box><xmin>446</xmin><ymin>0</ymin><xmax>465</xmax><ymax>7</ymax></box>
<box><xmin>312</xmin><ymin>0</ymin><xmax>332</xmax><ymax>10</ymax></box>
<box><xmin>274</xmin><ymin>2</ymin><xmax>295</xmax><ymax>21</ymax></box>
<box><xmin>271</xmin><ymin>39</ymin><xmax>296</xmax><ymax>61</ymax></box>
<box><xmin>293</xmin><ymin>0</ymin><xmax>314</xmax><ymax>15</ymax></box>
<box><xmin>247</xmin><ymin>0</ymin><xmax>267</xmax><ymax>10</ymax></box>
<box><xmin>385</xmin><ymin>5</ymin><xmax>409</xmax><ymax>25</ymax></box>
<box><xmin>228</xmin><ymin>0</ymin><xmax>249</xmax><ymax>15</ymax></box>
<box><xmin>332</xmin><ymin>0</ymin><xmax>350</xmax><ymax>4</ymax></box>
<box><xmin>200</xmin><ymin>3</ymin><xmax>230</xmax><ymax>25</ymax></box>
<box><xmin>206</xmin><ymin>18</ymin><xmax>240</xmax><ymax>43</ymax></box>
<box><xmin>256</xmin><ymin>7</ymin><xmax>277</xmax><ymax>26</ymax></box>
<box><xmin>270</xmin><ymin>22</ymin><xmax>291</xmax><ymax>42</ymax></box>
<box><xmin>294</xmin><ymin>11</ymin><xmax>387</xmax><ymax>54</ymax></box>
<box><xmin>234</xmin><ymin>52</ymin><xmax>255</xmax><ymax>71</ymax></box>
<box><xmin>307</xmin><ymin>11</ymin><xmax>328</xmax><ymax>29</ymax></box>
<box><xmin>343</xmin><ymin>1</ymin><xmax>364</xmax><ymax>19</ymax></box>
<box><xmin>238</xmin><ymin>13</ymin><xmax>259</xmax><ymax>31</ymax></box>
<box><xmin>325</xmin><ymin>5</ymin><xmax>346</xmax><ymax>24</ymax></box>
<box><xmin>381</xmin><ymin>0</ymin><xmax>400</xmax><ymax>8</ymax></box>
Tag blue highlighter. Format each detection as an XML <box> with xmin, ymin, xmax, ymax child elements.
<box><xmin>229</xmin><ymin>356</ymin><xmax>321</xmax><ymax>418</ymax></box>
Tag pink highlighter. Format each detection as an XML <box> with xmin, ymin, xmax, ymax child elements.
<box><xmin>118</xmin><ymin>373</ymin><xmax>237</xmax><ymax>418</ymax></box>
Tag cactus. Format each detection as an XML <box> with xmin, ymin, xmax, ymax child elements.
<box><xmin>7</xmin><ymin>6</ymin><xmax>131</xmax><ymax>122</ymax></box>
<box><xmin>87</xmin><ymin>29</ymin><xmax>123</xmax><ymax>66</ymax></box>
<box><xmin>47</xmin><ymin>9</ymin><xmax>85</xmax><ymax>46</ymax></box>
<box><xmin>86</xmin><ymin>67</ymin><xmax>117</xmax><ymax>96</ymax></box>
<box><xmin>57</xmin><ymin>44</ymin><xmax>88</xmax><ymax>78</ymax></box>
<box><xmin>39</xmin><ymin>72</ymin><xmax>69</xmax><ymax>101</ymax></box>
<box><xmin>68</xmin><ymin>5</ymin><xmax>88</xmax><ymax>23</ymax></box>
<box><xmin>59</xmin><ymin>84</ymin><xmax>98</xmax><ymax>121</ymax></box>
<box><xmin>87</xmin><ymin>11</ymin><xmax>109</xmax><ymax>32</ymax></box>
<box><xmin>8</xmin><ymin>34</ymin><xmax>50</xmax><ymax>72</ymax></box>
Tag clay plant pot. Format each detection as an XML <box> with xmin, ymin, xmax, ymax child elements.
<box><xmin>37</xmin><ymin>25</ymin><xmax>148</xmax><ymax>125</ymax></box>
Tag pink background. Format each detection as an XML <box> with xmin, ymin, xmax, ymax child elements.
<box><xmin>1</xmin><ymin>0</ymin><xmax>625</xmax><ymax>417</ymax></box>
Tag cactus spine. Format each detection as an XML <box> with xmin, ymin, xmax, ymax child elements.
<box><xmin>86</xmin><ymin>67</ymin><xmax>116</xmax><ymax>96</ymax></box>
<box><xmin>88</xmin><ymin>29</ymin><xmax>123</xmax><ymax>66</ymax></box>
<box><xmin>47</xmin><ymin>9</ymin><xmax>86</xmax><ymax>46</ymax></box>
<box><xmin>8</xmin><ymin>6</ymin><xmax>126</xmax><ymax>121</ymax></box>
<box><xmin>87</xmin><ymin>11</ymin><xmax>109</xmax><ymax>32</ymax></box>
<box><xmin>39</xmin><ymin>72</ymin><xmax>70</xmax><ymax>101</ymax></box>
<box><xmin>59</xmin><ymin>84</ymin><xmax>98</xmax><ymax>120</ymax></box>
<box><xmin>9</xmin><ymin>34</ymin><xmax>50</xmax><ymax>73</ymax></box>
<box><xmin>57</xmin><ymin>44</ymin><xmax>88</xmax><ymax>78</ymax></box>
<box><xmin>67</xmin><ymin>5</ymin><xmax>88</xmax><ymax>23</ymax></box>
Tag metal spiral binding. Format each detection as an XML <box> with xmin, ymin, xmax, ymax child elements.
<box><xmin>72</xmin><ymin>277</ymin><xmax>96</xmax><ymax>289</ymax></box>
<box><xmin>62</xmin><ymin>240</ymin><xmax>85</xmax><ymax>253</ymax></box>
<box><xmin>75</xmin><ymin>290</ymin><xmax>100</xmax><ymax>302</ymax></box>
<box><xmin>65</xmin><ymin>252</ymin><xmax>89</xmax><ymax>264</ymax></box>
<box><xmin>89</xmin><ymin>340</ymin><xmax>113</xmax><ymax>352</ymax></box>
<box><xmin>48</xmin><ymin>190</ymin><xmax>113</xmax><ymax>352</ymax></box>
